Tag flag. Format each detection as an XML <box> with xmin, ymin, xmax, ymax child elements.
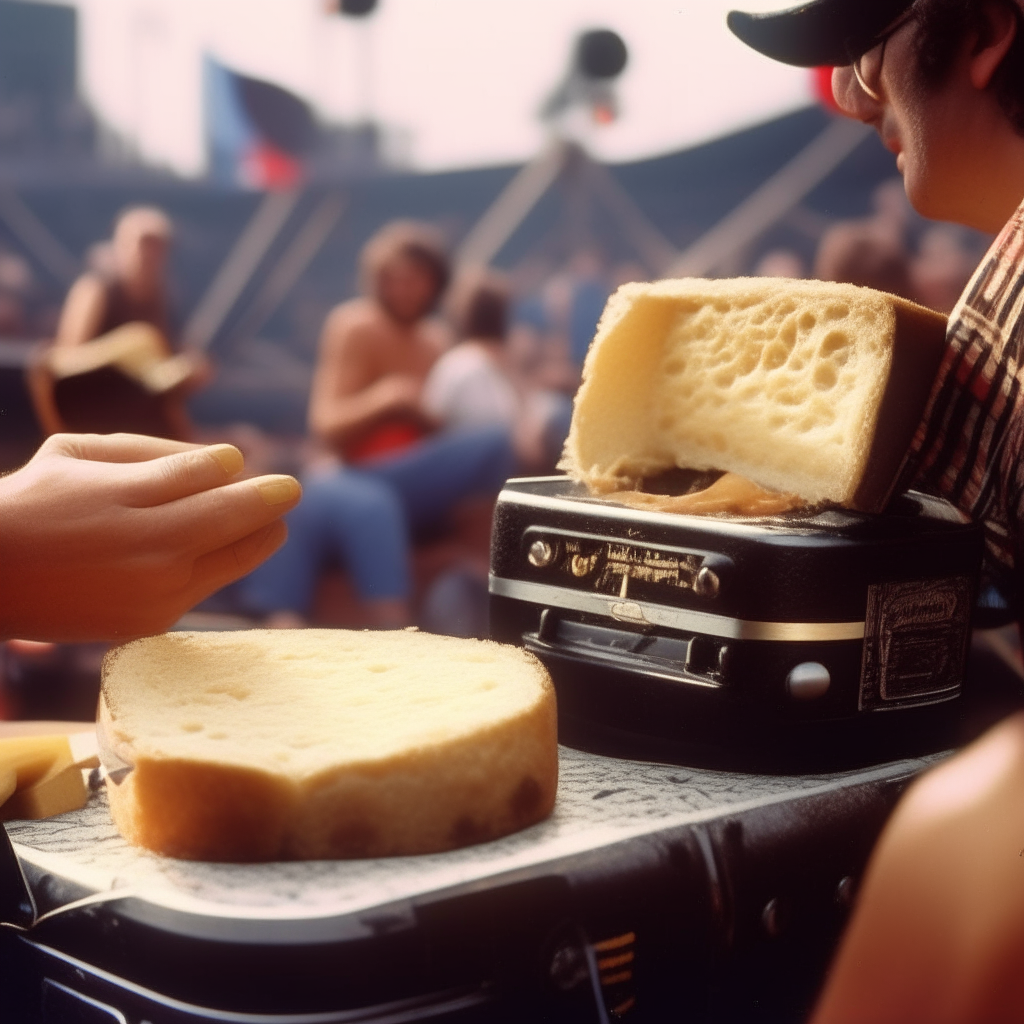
<box><xmin>204</xmin><ymin>56</ymin><xmax>317</xmax><ymax>190</ymax></box>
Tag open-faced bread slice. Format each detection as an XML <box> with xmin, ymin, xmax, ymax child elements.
<box><xmin>101</xmin><ymin>629</ymin><xmax>557</xmax><ymax>862</ymax></box>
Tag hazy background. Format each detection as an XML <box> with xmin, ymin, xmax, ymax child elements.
<box><xmin>71</xmin><ymin>0</ymin><xmax>813</xmax><ymax>175</ymax></box>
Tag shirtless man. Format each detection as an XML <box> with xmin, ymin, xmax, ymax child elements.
<box><xmin>729</xmin><ymin>0</ymin><xmax>1024</xmax><ymax>1018</ymax></box>
<box><xmin>242</xmin><ymin>221</ymin><xmax>513</xmax><ymax>627</ymax></box>
<box><xmin>308</xmin><ymin>220</ymin><xmax>449</xmax><ymax>461</ymax></box>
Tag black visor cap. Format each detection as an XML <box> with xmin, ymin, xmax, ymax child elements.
<box><xmin>728</xmin><ymin>0</ymin><xmax>916</xmax><ymax>67</ymax></box>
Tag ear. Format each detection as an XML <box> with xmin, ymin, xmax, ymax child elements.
<box><xmin>831</xmin><ymin>65</ymin><xmax>881</xmax><ymax>122</ymax></box>
<box><xmin>970</xmin><ymin>0</ymin><xmax>1018</xmax><ymax>90</ymax></box>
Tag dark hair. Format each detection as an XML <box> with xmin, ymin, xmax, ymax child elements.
<box><xmin>359</xmin><ymin>220</ymin><xmax>450</xmax><ymax>303</ymax></box>
<box><xmin>914</xmin><ymin>0</ymin><xmax>1024</xmax><ymax>135</ymax></box>
<box><xmin>450</xmin><ymin>270</ymin><xmax>510</xmax><ymax>341</ymax></box>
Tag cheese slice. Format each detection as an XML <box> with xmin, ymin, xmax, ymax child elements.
<box><xmin>0</xmin><ymin>733</ymin><xmax>97</xmax><ymax>821</ymax></box>
<box><xmin>1</xmin><ymin>763</ymin><xmax>87</xmax><ymax>821</ymax></box>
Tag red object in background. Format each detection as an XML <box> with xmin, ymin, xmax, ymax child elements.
<box><xmin>813</xmin><ymin>66</ymin><xmax>841</xmax><ymax>113</ymax></box>
<box><xmin>241</xmin><ymin>142</ymin><xmax>304</xmax><ymax>191</ymax></box>
<box><xmin>345</xmin><ymin>422</ymin><xmax>426</xmax><ymax>464</ymax></box>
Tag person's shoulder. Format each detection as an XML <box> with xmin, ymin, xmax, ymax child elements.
<box><xmin>418</xmin><ymin>316</ymin><xmax>454</xmax><ymax>357</ymax></box>
<box><xmin>322</xmin><ymin>299</ymin><xmax>383</xmax><ymax>348</ymax></box>
<box><xmin>324</xmin><ymin>297</ymin><xmax>375</xmax><ymax>328</ymax></box>
<box><xmin>67</xmin><ymin>272</ymin><xmax>108</xmax><ymax>297</ymax></box>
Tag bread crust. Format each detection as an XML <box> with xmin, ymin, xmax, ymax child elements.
<box><xmin>107</xmin><ymin>693</ymin><xmax>557</xmax><ymax>861</ymax></box>
<box><xmin>102</xmin><ymin>631</ymin><xmax>558</xmax><ymax>862</ymax></box>
<box><xmin>853</xmin><ymin>299</ymin><xmax>949</xmax><ymax>510</ymax></box>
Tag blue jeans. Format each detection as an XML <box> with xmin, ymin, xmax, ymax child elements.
<box><xmin>241</xmin><ymin>426</ymin><xmax>514</xmax><ymax>614</ymax></box>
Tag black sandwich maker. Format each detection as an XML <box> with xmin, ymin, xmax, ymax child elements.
<box><xmin>489</xmin><ymin>476</ymin><xmax>986</xmax><ymax>766</ymax></box>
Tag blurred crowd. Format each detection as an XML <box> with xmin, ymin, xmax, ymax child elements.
<box><xmin>755</xmin><ymin>179</ymin><xmax>982</xmax><ymax>313</ymax></box>
<box><xmin>0</xmin><ymin>181</ymin><xmax>985</xmax><ymax>718</ymax></box>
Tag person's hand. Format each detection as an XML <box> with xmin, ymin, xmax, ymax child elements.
<box><xmin>812</xmin><ymin>712</ymin><xmax>1024</xmax><ymax>1024</ymax></box>
<box><xmin>374</xmin><ymin>373</ymin><xmax>424</xmax><ymax>416</ymax></box>
<box><xmin>0</xmin><ymin>433</ymin><xmax>301</xmax><ymax>642</ymax></box>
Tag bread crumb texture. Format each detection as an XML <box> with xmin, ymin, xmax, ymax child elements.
<box><xmin>102</xmin><ymin>630</ymin><xmax>557</xmax><ymax>862</ymax></box>
<box><xmin>560</xmin><ymin>278</ymin><xmax>936</xmax><ymax>505</ymax></box>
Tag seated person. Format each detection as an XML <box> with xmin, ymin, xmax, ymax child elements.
<box><xmin>423</xmin><ymin>270</ymin><xmax>572</xmax><ymax>471</ymax></box>
<box><xmin>727</xmin><ymin>0</ymin><xmax>1024</xmax><ymax>1019</ymax></box>
<box><xmin>57</xmin><ymin>207</ymin><xmax>175</xmax><ymax>350</ymax></box>
<box><xmin>46</xmin><ymin>207</ymin><xmax>208</xmax><ymax>439</ymax></box>
<box><xmin>240</xmin><ymin>221</ymin><xmax>514</xmax><ymax>628</ymax></box>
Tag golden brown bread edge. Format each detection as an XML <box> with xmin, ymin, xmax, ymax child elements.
<box><xmin>850</xmin><ymin>299</ymin><xmax>949</xmax><ymax>512</ymax></box>
<box><xmin>105</xmin><ymin>690</ymin><xmax>558</xmax><ymax>862</ymax></box>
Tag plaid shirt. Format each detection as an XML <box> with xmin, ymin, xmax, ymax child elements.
<box><xmin>904</xmin><ymin>196</ymin><xmax>1024</xmax><ymax>597</ymax></box>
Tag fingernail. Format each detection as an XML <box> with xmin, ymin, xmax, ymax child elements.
<box><xmin>209</xmin><ymin>444</ymin><xmax>244</xmax><ymax>476</ymax></box>
<box><xmin>256</xmin><ymin>475</ymin><xmax>301</xmax><ymax>506</ymax></box>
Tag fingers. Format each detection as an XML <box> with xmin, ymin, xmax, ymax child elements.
<box><xmin>153</xmin><ymin>473</ymin><xmax>301</xmax><ymax>556</ymax></box>
<box><xmin>120</xmin><ymin>444</ymin><xmax>246</xmax><ymax>508</ymax></box>
<box><xmin>44</xmin><ymin>433</ymin><xmax>203</xmax><ymax>464</ymax></box>
<box><xmin>186</xmin><ymin>520</ymin><xmax>288</xmax><ymax>603</ymax></box>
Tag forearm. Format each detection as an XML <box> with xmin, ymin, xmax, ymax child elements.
<box><xmin>309</xmin><ymin>377</ymin><xmax>419</xmax><ymax>448</ymax></box>
<box><xmin>812</xmin><ymin>713</ymin><xmax>1024</xmax><ymax>1024</ymax></box>
<box><xmin>54</xmin><ymin>277</ymin><xmax>105</xmax><ymax>347</ymax></box>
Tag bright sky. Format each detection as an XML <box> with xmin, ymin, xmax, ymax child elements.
<box><xmin>65</xmin><ymin>0</ymin><xmax>816</xmax><ymax>176</ymax></box>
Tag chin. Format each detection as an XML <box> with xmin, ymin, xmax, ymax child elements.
<box><xmin>901</xmin><ymin>167</ymin><xmax>947</xmax><ymax>224</ymax></box>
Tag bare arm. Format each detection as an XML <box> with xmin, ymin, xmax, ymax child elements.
<box><xmin>307</xmin><ymin>308</ymin><xmax>426</xmax><ymax>450</ymax></box>
<box><xmin>54</xmin><ymin>275</ymin><xmax>107</xmax><ymax>347</ymax></box>
<box><xmin>813</xmin><ymin>712</ymin><xmax>1024</xmax><ymax>1024</ymax></box>
<box><xmin>0</xmin><ymin>433</ymin><xmax>301</xmax><ymax>642</ymax></box>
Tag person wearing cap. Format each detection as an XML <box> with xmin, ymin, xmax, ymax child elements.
<box><xmin>729</xmin><ymin>1</ymin><xmax>1024</xmax><ymax>1019</ymax></box>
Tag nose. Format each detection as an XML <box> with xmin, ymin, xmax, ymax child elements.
<box><xmin>831</xmin><ymin>66</ymin><xmax>882</xmax><ymax>123</ymax></box>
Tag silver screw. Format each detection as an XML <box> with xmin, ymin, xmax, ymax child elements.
<box><xmin>694</xmin><ymin>566</ymin><xmax>720</xmax><ymax>598</ymax></box>
<box><xmin>528</xmin><ymin>539</ymin><xmax>554</xmax><ymax>568</ymax></box>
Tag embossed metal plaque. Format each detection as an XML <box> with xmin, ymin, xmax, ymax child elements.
<box><xmin>557</xmin><ymin>537</ymin><xmax>703</xmax><ymax>599</ymax></box>
<box><xmin>858</xmin><ymin>576</ymin><xmax>973</xmax><ymax>711</ymax></box>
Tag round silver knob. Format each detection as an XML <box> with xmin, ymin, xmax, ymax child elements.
<box><xmin>527</xmin><ymin>539</ymin><xmax>554</xmax><ymax>568</ymax></box>
<box><xmin>786</xmin><ymin>661</ymin><xmax>831</xmax><ymax>700</ymax></box>
<box><xmin>694</xmin><ymin>566</ymin><xmax>720</xmax><ymax>598</ymax></box>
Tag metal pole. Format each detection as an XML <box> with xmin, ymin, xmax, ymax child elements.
<box><xmin>0</xmin><ymin>187</ymin><xmax>78</xmax><ymax>285</ymax></box>
<box><xmin>667</xmin><ymin>119</ymin><xmax>872</xmax><ymax>279</ymax></box>
<box><xmin>456</xmin><ymin>139</ymin><xmax>567</xmax><ymax>269</ymax></box>
<box><xmin>584</xmin><ymin>158</ymin><xmax>679</xmax><ymax>276</ymax></box>
<box><xmin>228</xmin><ymin>191</ymin><xmax>347</xmax><ymax>345</ymax></box>
<box><xmin>181</xmin><ymin>189</ymin><xmax>301</xmax><ymax>351</ymax></box>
